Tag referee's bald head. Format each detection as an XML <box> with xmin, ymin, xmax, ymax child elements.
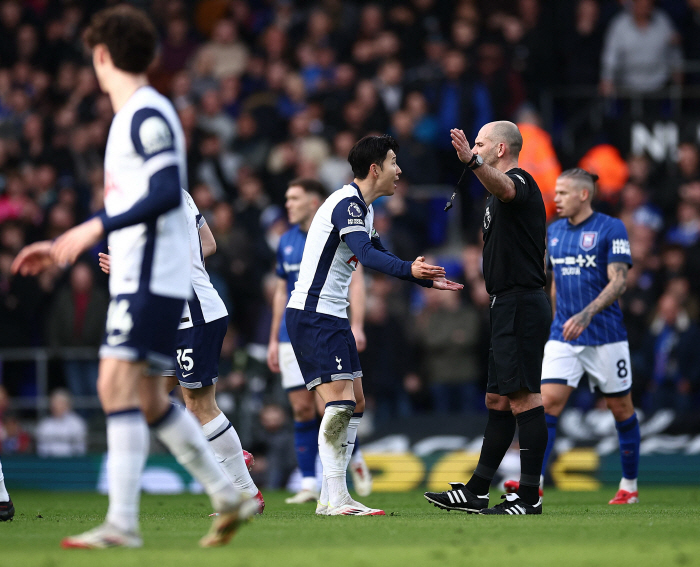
<box><xmin>484</xmin><ymin>121</ymin><xmax>523</xmax><ymax>157</ymax></box>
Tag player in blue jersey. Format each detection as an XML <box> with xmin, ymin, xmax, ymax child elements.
<box><xmin>286</xmin><ymin>135</ymin><xmax>463</xmax><ymax>515</ymax></box>
<box><xmin>505</xmin><ymin>168</ymin><xmax>640</xmax><ymax>504</ymax></box>
<box><xmin>12</xmin><ymin>6</ymin><xmax>255</xmax><ymax>548</ymax></box>
<box><xmin>267</xmin><ymin>178</ymin><xmax>372</xmax><ymax>505</ymax></box>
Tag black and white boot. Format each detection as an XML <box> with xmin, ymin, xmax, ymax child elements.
<box><xmin>479</xmin><ymin>493</ymin><xmax>542</xmax><ymax>515</ymax></box>
<box><xmin>424</xmin><ymin>483</ymin><xmax>489</xmax><ymax>513</ymax></box>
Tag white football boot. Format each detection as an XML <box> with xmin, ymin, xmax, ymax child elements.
<box><xmin>285</xmin><ymin>488</ymin><xmax>320</xmax><ymax>504</ymax></box>
<box><xmin>61</xmin><ymin>522</ymin><xmax>143</xmax><ymax>549</ymax></box>
<box><xmin>315</xmin><ymin>500</ymin><xmax>329</xmax><ymax>515</ymax></box>
<box><xmin>327</xmin><ymin>500</ymin><xmax>385</xmax><ymax>516</ymax></box>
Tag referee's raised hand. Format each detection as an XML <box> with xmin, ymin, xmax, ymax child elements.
<box><xmin>450</xmin><ymin>128</ymin><xmax>473</xmax><ymax>163</ymax></box>
<box><xmin>411</xmin><ymin>256</ymin><xmax>446</xmax><ymax>280</ymax></box>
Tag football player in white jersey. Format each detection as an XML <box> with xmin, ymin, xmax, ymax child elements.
<box><xmin>12</xmin><ymin>6</ymin><xmax>255</xmax><ymax>548</ymax></box>
<box><xmin>99</xmin><ymin>190</ymin><xmax>264</xmax><ymax>514</ymax></box>
<box><xmin>286</xmin><ymin>135</ymin><xmax>463</xmax><ymax>515</ymax></box>
<box><xmin>267</xmin><ymin>179</ymin><xmax>372</xmax><ymax>505</ymax></box>
<box><xmin>0</xmin><ymin>459</ymin><xmax>12</xmax><ymax>521</ymax></box>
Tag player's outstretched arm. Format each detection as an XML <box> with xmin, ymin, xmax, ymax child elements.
<box><xmin>11</xmin><ymin>240</ymin><xmax>55</xmax><ymax>276</ymax></box>
<box><xmin>51</xmin><ymin>217</ymin><xmax>105</xmax><ymax>267</ymax></box>
<box><xmin>451</xmin><ymin>128</ymin><xmax>516</xmax><ymax>202</ymax></box>
<box><xmin>562</xmin><ymin>262</ymin><xmax>628</xmax><ymax>341</ymax></box>
<box><xmin>199</xmin><ymin>221</ymin><xmax>217</xmax><ymax>258</ymax></box>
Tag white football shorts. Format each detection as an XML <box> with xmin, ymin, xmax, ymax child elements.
<box><xmin>541</xmin><ymin>340</ymin><xmax>632</xmax><ymax>395</ymax></box>
<box><xmin>279</xmin><ymin>341</ymin><xmax>305</xmax><ymax>390</ymax></box>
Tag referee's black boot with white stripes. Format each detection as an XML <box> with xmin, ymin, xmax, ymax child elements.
<box><xmin>423</xmin><ymin>482</ymin><xmax>489</xmax><ymax>513</ymax></box>
<box><xmin>479</xmin><ymin>493</ymin><xmax>542</xmax><ymax>515</ymax></box>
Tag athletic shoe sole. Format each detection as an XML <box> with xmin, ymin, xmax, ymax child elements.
<box><xmin>423</xmin><ymin>494</ymin><xmax>482</xmax><ymax>513</ymax></box>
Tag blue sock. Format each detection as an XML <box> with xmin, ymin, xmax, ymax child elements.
<box><xmin>294</xmin><ymin>419</ymin><xmax>319</xmax><ymax>480</ymax></box>
<box><xmin>541</xmin><ymin>413</ymin><xmax>558</xmax><ymax>477</ymax></box>
<box><xmin>616</xmin><ymin>413</ymin><xmax>640</xmax><ymax>480</ymax></box>
<box><xmin>353</xmin><ymin>436</ymin><xmax>361</xmax><ymax>455</ymax></box>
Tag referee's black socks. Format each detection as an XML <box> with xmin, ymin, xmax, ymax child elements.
<box><xmin>466</xmin><ymin>409</ymin><xmax>516</xmax><ymax>496</ymax></box>
<box><xmin>516</xmin><ymin>405</ymin><xmax>547</xmax><ymax>505</ymax></box>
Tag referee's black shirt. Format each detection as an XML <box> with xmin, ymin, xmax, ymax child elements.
<box><xmin>481</xmin><ymin>167</ymin><xmax>546</xmax><ymax>296</ymax></box>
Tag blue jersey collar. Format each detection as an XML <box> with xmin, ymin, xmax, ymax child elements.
<box><xmin>566</xmin><ymin>211</ymin><xmax>597</xmax><ymax>230</ymax></box>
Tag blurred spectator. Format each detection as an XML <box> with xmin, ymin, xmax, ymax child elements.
<box><xmin>193</xmin><ymin>19</ymin><xmax>249</xmax><ymax>80</ymax></box>
<box><xmin>35</xmin><ymin>389</ymin><xmax>87</xmax><ymax>457</ymax></box>
<box><xmin>0</xmin><ymin>411</ymin><xmax>31</xmax><ymax>454</ymax></box>
<box><xmin>618</xmin><ymin>182</ymin><xmax>664</xmax><ymax>234</ymax></box>
<box><xmin>562</xmin><ymin>0</ymin><xmax>604</xmax><ymax>86</ymax></box>
<box><xmin>414</xmin><ymin>286</ymin><xmax>482</xmax><ymax>414</ymax></box>
<box><xmin>319</xmin><ymin>130</ymin><xmax>354</xmax><ymax>191</ymax></box>
<box><xmin>665</xmin><ymin>202</ymin><xmax>700</xmax><ymax>247</ymax></box>
<box><xmin>640</xmin><ymin>293</ymin><xmax>700</xmax><ymax>416</ymax></box>
<box><xmin>46</xmin><ymin>262</ymin><xmax>108</xmax><ymax>400</ymax></box>
<box><xmin>600</xmin><ymin>0</ymin><xmax>682</xmax><ymax>95</ymax></box>
<box><xmin>250</xmin><ymin>403</ymin><xmax>295</xmax><ymax>489</ymax></box>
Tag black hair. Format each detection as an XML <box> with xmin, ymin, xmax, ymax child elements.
<box><xmin>560</xmin><ymin>168</ymin><xmax>599</xmax><ymax>196</ymax></box>
<box><xmin>347</xmin><ymin>135</ymin><xmax>399</xmax><ymax>180</ymax></box>
<box><xmin>288</xmin><ymin>178</ymin><xmax>327</xmax><ymax>200</ymax></box>
<box><xmin>83</xmin><ymin>5</ymin><xmax>158</xmax><ymax>74</ymax></box>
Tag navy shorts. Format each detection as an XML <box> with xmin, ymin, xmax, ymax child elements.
<box><xmin>166</xmin><ymin>316</ymin><xmax>228</xmax><ymax>389</ymax></box>
<box><xmin>99</xmin><ymin>292</ymin><xmax>185</xmax><ymax>372</ymax></box>
<box><xmin>285</xmin><ymin>308</ymin><xmax>362</xmax><ymax>391</ymax></box>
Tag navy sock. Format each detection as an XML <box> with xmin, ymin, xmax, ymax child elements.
<box><xmin>516</xmin><ymin>406</ymin><xmax>547</xmax><ymax>505</ymax></box>
<box><xmin>616</xmin><ymin>413</ymin><xmax>640</xmax><ymax>481</ymax></box>
<box><xmin>466</xmin><ymin>409</ymin><xmax>516</xmax><ymax>496</ymax></box>
<box><xmin>542</xmin><ymin>413</ymin><xmax>559</xmax><ymax>477</ymax></box>
<box><xmin>294</xmin><ymin>419</ymin><xmax>319</xmax><ymax>480</ymax></box>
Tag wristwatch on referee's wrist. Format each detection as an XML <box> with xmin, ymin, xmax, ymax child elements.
<box><xmin>467</xmin><ymin>154</ymin><xmax>484</xmax><ymax>170</ymax></box>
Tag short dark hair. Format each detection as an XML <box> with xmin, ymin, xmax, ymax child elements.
<box><xmin>347</xmin><ymin>135</ymin><xmax>399</xmax><ymax>180</ymax></box>
<box><xmin>83</xmin><ymin>5</ymin><xmax>158</xmax><ymax>74</ymax></box>
<box><xmin>559</xmin><ymin>168</ymin><xmax>599</xmax><ymax>197</ymax></box>
<box><xmin>288</xmin><ymin>178</ymin><xmax>327</xmax><ymax>200</ymax></box>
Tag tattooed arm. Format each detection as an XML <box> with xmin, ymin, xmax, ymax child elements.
<box><xmin>562</xmin><ymin>262</ymin><xmax>629</xmax><ymax>341</ymax></box>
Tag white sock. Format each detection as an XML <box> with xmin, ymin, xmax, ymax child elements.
<box><xmin>202</xmin><ymin>412</ymin><xmax>258</xmax><ymax>497</ymax></box>
<box><xmin>318</xmin><ymin>402</ymin><xmax>354</xmax><ymax>508</ymax></box>
<box><xmin>105</xmin><ymin>409</ymin><xmax>149</xmax><ymax>533</ymax></box>
<box><xmin>152</xmin><ymin>406</ymin><xmax>239</xmax><ymax>512</ymax></box>
<box><xmin>346</xmin><ymin>414</ymin><xmax>361</xmax><ymax>469</ymax></box>
<box><xmin>319</xmin><ymin>475</ymin><xmax>329</xmax><ymax>505</ymax></box>
<box><xmin>620</xmin><ymin>477</ymin><xmax>638</xmax><ymax>492</ymax></box>
<box><xmin>0</xmin><ymin>458</ymin><xmax>9</xmax><ymax>501</ymax></box>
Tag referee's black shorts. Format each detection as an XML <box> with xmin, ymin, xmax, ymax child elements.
<box><xmin>487</xmin><ymin>289</ymin><xmax>551</xmax><ymax>396</ymax></box>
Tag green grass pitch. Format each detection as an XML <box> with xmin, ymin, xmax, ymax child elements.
<box><xmin>1</xmin><ymin>488</ymin><xmax>699</xmax><ymax>567</ymax></box>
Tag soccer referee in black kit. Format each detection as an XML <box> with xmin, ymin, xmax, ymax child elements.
<box><xmin>424</xmin><ymin>121</ymin><xmax>551</xmax><ymax>515</ymax></box>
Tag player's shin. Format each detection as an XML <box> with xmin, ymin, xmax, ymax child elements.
<box><xmin>151</xmin><ymin>405</ymin><xmax>240</xmax><ymax>511</ymax></box>
<box><xmin>616</xmin><ymin>412</ymin><xmax>640</xmax><ymax>492</ymax></box>
<box><xmin>516</xmin><ymin>406</ymin><xmax>548</xmax><ymax>505</ymax></box>
<box><xmin>202</xmin><ymin>411</ymin><xmax>258</xmax><ymax>497</ymax></box>
<box><xmin>105</xmin><ymin>409</ymin><xmax>149</xmax><ymax>533</ymax></box>
<box><xmin>318</xmin><ymin>401</ymin><xmax>355</xmax><ymax>507</ymax></box>
<box><xmin>466</xmin><ymin>409</ymin><xmax>517</xmax><ymax>496</ymax></box>
<box><xmin>542</xmin><ymin>413</ymin><xmax>559</xmax><ymax>478</ymax></box>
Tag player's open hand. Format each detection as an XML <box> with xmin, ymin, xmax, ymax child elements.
<box><xmin>267</xmin><ymin>339</ymin><xmax>280</xmax><ymax>373</ymax></box>
<box><xmin>432</xmin><ymin>277</ymin><xmax>464</xmax><ymax>291</ymax></box>
<box><xmin>11</xmin><ymin>240</ymin><xmax>55</xmax><ymax>276</ymax></box>
<box><xmin>562</xmin><ymin>310</ymin><xmax>593</xmax><ymax>341</ymax></box>
<box><xmin>98</xmin><ymin>251</ymin><xmax>111</xmax><ymax>274</ymax></box>
<box><xmin>51</xmin><ymin>217</ymin><xmax>104</xmax><ymax>267</ymax></box>
<box><xmin>411</xmin><ymin>256</ymin><xmax>446</xmax><ymax>280</ymax></box>
<box><xmin>450</xmin><ymin>129</ymin><xmax>474</xmax><ymax>164</ymax></box>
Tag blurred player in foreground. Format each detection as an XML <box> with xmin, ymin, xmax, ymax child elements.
<box><xmin>505</xmin><ymin>169</ymin><xmax>639</xmax><ymax>504</ymax></box>
<box><xmin>0</xmin><ymin>459</ymin><xmax>12</xmax><ymax>521</ymax></box>
<box><xmin>267</xmin><ymin>179</ymin><xmax>372</xmax><ymax>505</ymax></box>
<box><xmin>99</xmin><ymin>189</ymin><xmax>264</xmax><ymax>514</ymax></box>
<box><xmin>286</xmin><ymin>135</ymin><xmax>463</xmax><ymax>515</ymax></box>
<box><xmin>12</xmin><ymin>6</ymin><xmax>256</xmax><ymax>548</ymax></box>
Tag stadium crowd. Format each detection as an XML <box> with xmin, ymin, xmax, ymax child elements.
<box><xmin>2</xmin><ymin>0</ymin><xmax>700</xmax><ymax>474</ymax></box>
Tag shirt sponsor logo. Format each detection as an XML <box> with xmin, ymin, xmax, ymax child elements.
<box><xmin>551</xmin><ymin>254</ymin><xmax>597</xmax><ymax>274</ymax></box>
<box><xmin>580</xmin><ymin>231</ymin><xmax>598</xmax><ymax>251</ymax></box>
<box><xmin>348</xmin><ymin>203</ymin><xmax>363</xmax><ymax>218</ymax></box>
<box><xmin>612</xmin><ymin>238</ymin><xmax>631</xmax><ymax>255</ymax></box>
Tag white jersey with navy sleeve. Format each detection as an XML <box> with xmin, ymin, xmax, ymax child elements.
<box><xmin>548</xmin><ymin>212</ymin><xmax>632</xmax><ymax>345</ymax></box>
<box><xmin>179</xmin><ymin>190</ymin><xmax>228</xmax><ymax>330</ymax></box>
<box><xmin>287</xmin><ymin>183</ymin><xmax>373</xmax><ymax>319</ymax></box>
<box><xmin>103</xmin><ymin>86</ymin><xmax>191</xmax><ymax>300</ymax></box>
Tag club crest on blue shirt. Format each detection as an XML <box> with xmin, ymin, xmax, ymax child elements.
<box><xmin>348</xmin><ymin>203</ymin><xmax>362</xmax><ymax>217</ymax></box>
<box><xmin>580</xmin><ymin>231</ymin><xmax>598</xmax><ymax>251</ymax></box>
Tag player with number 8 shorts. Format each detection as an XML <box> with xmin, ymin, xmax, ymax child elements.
<box><xmin>505</xmin><ymin>168</ymin><xmax>640</xmax><ymax>505</ymax></box>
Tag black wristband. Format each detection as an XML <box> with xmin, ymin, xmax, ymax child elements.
<box><xmin>466</xmin><ymin>153</ymin><xmax>478</xmax><ymax>167</ymax></box>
